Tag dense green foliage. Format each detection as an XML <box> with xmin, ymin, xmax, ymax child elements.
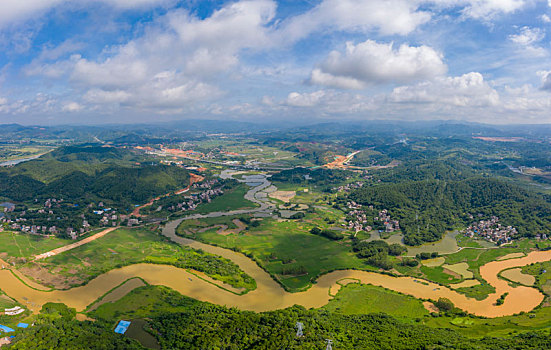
<box><xmin>271</xmin><ymin>167</ymin><xmax>352</xmax><ymax>188</ymax></box>
<box><xmin>0</xmin><ymin>144</ymin><xmax>190</xmax><ymax>206</ymax></box>
<box><xmin>351</xmin><ymin>239</ymin><xmax>405</xmax><ymax>269</ymax></box>
<box><xmin>350</xmin><ymin>177</ymin><xmax>551</xmax><ymax>245</ymax></box>
<box><xmin>92</xmin><ymin>285</ymin><xmax>551</xmax><ymax>350</ymax></box>
<box><xmin>10</xmin><ymin>303</ymin><xmax>143</xmax><ymax>349</ymax></box>
<box><xmin>1</xmin><ymin>165</ymin><xmax>190</xmax><ymax>205</ymax></box>
<box><xmin>309</xmin><ymin>227</ymin><xmax>343</xmax><ymax>240</ymax></box>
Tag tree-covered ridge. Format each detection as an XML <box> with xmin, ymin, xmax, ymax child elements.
<box><xmin>0</xmin><ymin>142</ymin><xmax>191</xmax><ymax>205</ymax></box>
<box><xmin>349</xmin><ymin>177</ymin><xmax>551</xmax><ymax>245</ymax></box>
<box><xmin>271</xmin><ymin>167</ymin><xmax>352</xmax><ymax>187</ymax></box>
<box><xmin>374</xmin><ymin>160</ymin><xmax>479</xmax><ymax>183</ymax></box>
<box><xmin>90</xmin><ymin>286</ymin><xmax>551</xmax><ymax>350</ymax></box>
<box><xmin>0</xmin><ymin>165</ymin><xmax>190</xmax><ymax>205</ymax></box>
<box><xmin>10</xmin><ymin>303</ymin><xmax>143</xmax><ymax>350</ymax></box>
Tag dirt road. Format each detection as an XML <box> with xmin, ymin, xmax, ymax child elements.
<box><xmin>132</xmin><ymin>173</ymin><xmax>204</xmax><ymax>217</ymax></box>
<box><xmin>34</xmin><ymin>227</ymin><xmax>119</xmax><ymax>261</ymax></box>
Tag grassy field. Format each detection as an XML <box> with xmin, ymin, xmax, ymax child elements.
<box><xmin>324</xmin><ymin>283</ymin><xmax>429</xmax><ymax>319</ymax></box>
<box><xmin>0</xmin><ymin>230</ymin><xmax>70</xmax><ymax>260</ymax></box>
<box><xmin>0</xmin><ymin>145</ymin><xmax>53</xmax><ymax>162</ymax></box>
<box><xmin>25</xmin><ymin>228</ymin><xmax>255</xmax><ymax>290</ymax></box>
<box><xmin>177</xmin><ymin>215</ymin><xmax>245</xmax><ymax>232</ymax></box>
<box><xmin>523</xmin><ymin>260</ymin><xmax>551</xmax><ymax>295</ymax></box>
<box><xmin>425</xmin><ymin>305</ymin><xmax>551</xmax><ymax>338</ymax></box>
<box><xmin>193</xmin><ymin>184</ymin><xmax>258</xmax><ymax>214</ymax></box>
<box><xmin>89</xmin><ymin>285</ymin><xmax>191</xmax><ymax>321</ymax></box>
<box><xmin>179</xmin><ymin>217</ymin><xmax>366</xmax><ymax>292</ymax></box>
<box><xmin>420</xmin><ymin>266</ymin><xmax>462</xmax><ymax>285</ymax></box>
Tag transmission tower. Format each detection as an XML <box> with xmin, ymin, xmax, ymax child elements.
<box><xmin>325</xmin><ymin>339</ymin><xmax>333</xmax><ymax>350</ymax></box>
<box><xmin>295</xmin><ymin>322</ymin><xmax>303</xmax><ymax>337</ymax></box>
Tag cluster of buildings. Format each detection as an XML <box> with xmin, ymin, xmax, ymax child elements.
<box><xmin>4</xmin><ymin>223</ymin><xmax>58</xmax><ymax>236</ymax></box>
<box><xmin>343</xmin><ymin>201</ymin><xmax>372</xmax><ymax>234</ymax></box>
<box><xmin>334</xmin><ymin>182</ymin><xmax>364</xmax><ymax>193</ymax></box>
<box><xmin>341</xmin><ymin>202</ymin><xmax>401</xmax><ymax>234</ymax></box>
<box><xmin>375</xmin><ymin>209</ymin><xmax>400</xmax><ymax>233</ymax></box>
<box><xmin>463</xmin><ymin>216</ymin><xmax>516</xmax><ymax>244</ymax></box>
<box><xmin>165</xmin><ymin>183</ymin><xmax>224</xmax><ymax>213</ymax></box>
<box><xmin>1</xmin><ymin>199</ymin><xmax>119</xmax><ymax>239</ymax></box>
<box><xmin>0</xmin><ymin>202</ymin><xmax>15</xmax><ymax>213</ymax></box>
<box><xmin>95</xmin><ymin>204</ymin><xmax>119</xmax><ymax>227</ymax></box>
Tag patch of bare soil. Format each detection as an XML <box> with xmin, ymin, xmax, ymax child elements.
<box><xmin>442</xmin><ymin>268</ymin><xmax>462</xmax><ymax>280</ymax></box>
<box><xmin>0</xmin><ymin>294</ymin><xmax>15</xmax><ymax>303</ymax></box>
<box><xmin>19</xmin><ymin>264</ymin><xmax>84</xmax><ymax>289</ymax></box>
<box><xmin>269</xmin><ymin>191</ymin><xmax>296</xmax><ymax>202</ymax></box>
<box><xmin>423</xmin><ymin>301</ymin><xmax>440</xmax><ymax>313</ymax></box>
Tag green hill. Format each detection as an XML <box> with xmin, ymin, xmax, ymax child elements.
<box><xmin>350</xmin><ymin>177</ymin><xmax>551</xmax><ymax>245</ymax></box>
<box><xmin>0</xmin><ymin>144</ymin><xmax>190</xmax><ymax>206</ymax></box>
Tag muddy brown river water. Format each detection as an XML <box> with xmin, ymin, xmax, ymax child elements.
<box><xmin>1</xmin><ymin>236</ymin><xmax>550</xmax><ymax>317</ymax></box>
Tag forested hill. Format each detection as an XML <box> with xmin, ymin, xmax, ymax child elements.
<box><xmin>374</xmin><ymin>160</ymin><xmax>478</xmax><ymax>183</ymax></box>
<box><xmin>4</xmin><ymin>144</ymin><xmax>139</xmax><ymax>183</ymax></box>
<box><xmin>0</xmin><ymin>144</ymin><xmax>190</xmax><ymax>205</ymax></box>
<box><xmin>0</xmin><ymin>165</ymin><xmax>190</xmax><ymax>205</ymax></box>
<box><xmin>349</xmin><ymin>177</ymin><xmax>551</xmax><ymax>245</ymax></box>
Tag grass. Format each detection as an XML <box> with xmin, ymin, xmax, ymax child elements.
<box><xmin>522</xmin><ymin>260</ymin><xmax>551</xmax><ymax>294</ymax></box>
<box><xmin>323</xmin><ymin>283</ymin><xmax>429</xmax><ymax>319</ymax></box>
<box><xmin>420</xmin><ymin>266</ymin><xmax>462</xmax><ymax>285</ymax></box>
<box><xmin>28</xmin><ymin>227</ymin><xmax>255</xmax><ymax>290</ymax></box>
<box><xmin>425</xmin><ymin>305</ymin><xmax>551</xmax><ymax>338</ymax></box>
<box><xmin>0</xmin><ymin>230</ymin><xmax>70</xmax><ymax>259</ymax></box>
<box><xmin>89</xmin><ymin>285</ymin><xmax>198</xmax><ymax>321</ymax></box>
<box><xmin>177</xmin><ymin>215</ymin><xmax>244</xmax><ymax>231</ymax></box>
<box><xmin>193</xmin><ymin>184</ymin><xmax>258</xmax><ymax>214</ymax></box>
<box><xmin>179</xmin><ymin>217</ymin><xmax>366</xmax><ymax>292</ymax></box>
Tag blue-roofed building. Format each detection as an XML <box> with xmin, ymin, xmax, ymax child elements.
<box><xmin>17</xmin><ymin>323</ymin><xmax>29</xmax><ymax>328</ymax></box>
<box><xmin>0</xmin><ymin>325</ymin><xmax>15</xmax><ymax>333</ymax></box>
<box><xmin>114</xmin><ymin>320</ymin><xmax>131</xmax><ymax>334</ymax></box>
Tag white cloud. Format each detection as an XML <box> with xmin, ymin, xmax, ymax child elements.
<box><xmin>0</xmin><ymin>97</ymin><xmax>8</xmax><ymax>113</ymax></box>
<box><xmin>83</xmin><ymin>89</ymin><xmax>131</xmax><ymax>104</ymax></box>
<box><xmin>539</xmin><ymin>71</ymin><xmax>551</xmax><ymax>91</ymax></box>
<box><xmin>427</xmin><ymin>0</ymin><xmax>530</xmax><ymax>19</ymax></box>
<box><xmin>541</xmin><ymin>14</ymin><xmax>551</xmax><ymax>23</ymax></box>
<box><xmin>462</xmin><ymin>0</ymin><xmax>528</xmax><ymax>19</ymax></box>
<box><xmin>508</xmin><ymin>26</ymin><xmax>547</xmax><ymax>57</ymax></box>
<box><xmin>0</xmin><ymin>0</ymin><xmax>64</xmax><ymax>28</ymax></box>
<box><xmin>279</xmin><ymin>0</ymin><xmax>431</xmax><ymax>42</ymax></box>
<box><xmin>62</xmin><ymin>101</ymin><xmax>83</xmax><ymax>112</ymax></box>
<box><xmin>309</xmin><ymin>69</ymin><xmax>365</xmax><ymax>90</ymax></box>
<box><xmin>0</xmin><ymin>0</ymin><xmax>171</xmax><ymax>28</ymax></box>
<box><xmin>26</xmin><ymin>1</ymin><xmax>272</xmax><ymax>112</ymax></box>
<box><xmin>285</xmin><ymin>91</ymin><xmax>327</xmax><ymax>107</ymax></box>
<box><xmin>389</xmin><ymin>72</ymin><xmax>499</xmax><ymax>107</ymax></box>
<box><xmin>500</xmin><ymin>85</ymin><xmax>551</xmax><ymax>119</ymax></box>
<box><xmin>100</xmin><ymin>0</ymin><xmax>172</xmax><ymax>9</ymax></box>
<box><xmin>282</xmin><ymin>90</ymin><xmax>376</xmax><ymax>115</ymax></box>
<box><xmin>310</xmin><ymin>40</ymin><xmax>447</xmax><ymax>89</ymax></box>
<box><xmin>509</xmin><ymin>26</ymin><xmax>544</xmax><ymax>46</ymax></box>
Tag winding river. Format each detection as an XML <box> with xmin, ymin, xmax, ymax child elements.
<box><xmin>0</xmin><ymin>173</ymin><xmax>550</xmax><ymax>318</ymax></box>
<box><xmin>0</xmin><ymin>218</ymin><xmax>549</xmax><ymax>318</ymax></box>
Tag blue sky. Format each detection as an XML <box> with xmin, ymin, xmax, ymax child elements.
<box><xmin>0</xmin><ymin>0</ymin><xmax>550</xmax><ymax>125</ymax></box>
